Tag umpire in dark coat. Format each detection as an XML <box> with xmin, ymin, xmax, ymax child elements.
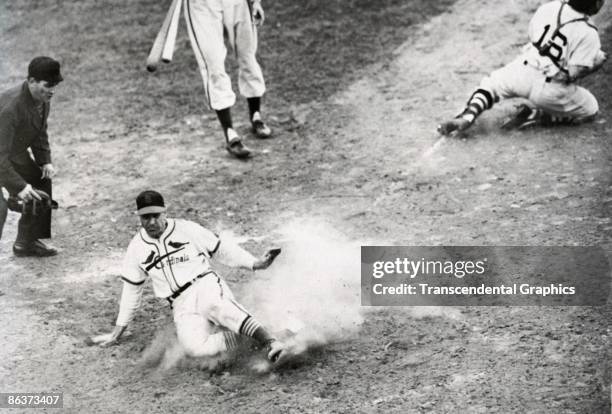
<box><xmin>0</xmin><ymin>57</ymin><xmax>63</xmax><ymax>257</ymax></box>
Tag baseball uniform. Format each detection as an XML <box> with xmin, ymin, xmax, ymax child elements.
<box><xmin>116</xmin><ymin>218</ymin><xmax>268</xmax><ymax>358</ymax></box>
<box><xmin>183</xmin><ymin>0</ymin><xmax>265</xmax><ymax>111</ymax></box>
<box><xmin>481</xmin><ymin>0</ymin><xmax>601</xmax><ymax>118</ymax></box>
<box><xmin>438</xmin><ymin>0</ymin><xmax>605</xmax><ymax>135</ymax></box>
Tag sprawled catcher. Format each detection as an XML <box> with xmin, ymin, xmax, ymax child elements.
<box><xmin>438</xmin><ymin>0</ymin><xmax>607</xmax><ymax>135</ymax></box>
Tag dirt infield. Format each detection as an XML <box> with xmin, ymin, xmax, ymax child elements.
<box><xmin>1</xmin><ymin>0</ymin><xmax>611</xmax><ymax>412</ymax></box>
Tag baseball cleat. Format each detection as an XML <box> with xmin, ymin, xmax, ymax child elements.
<box><xmin>251</xmin><ymin>111</ymin><xmax>272</xmax><ymax>139</ymax></box>
<box><xmin>226</xmin><ymin>138</ymin><xmax>252</xmax><ymax>159</ymax></box>
<box><xmin>501</xmin><ymin>104</ymin><xmax>538</xmax><ymax>130</ymax></box>
<box><xmin>437</xmin><ymin>117</ymin><xmax>472</xmax><ymax>136</ymax></box>
<box><xmin>267</xmin><ymin>339</ymin><xmax>287</xmax><ymax>363</ymax></box>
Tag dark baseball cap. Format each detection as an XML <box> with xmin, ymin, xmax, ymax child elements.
<box><xmin>28</xmin><ymin>56</ymin><xmax>63</xmax><ymax>85</ymax></box>
<box><xmin>136</xmin><ymin>190</ymin><xmax>166</xmax><ymax>215</ymax></box>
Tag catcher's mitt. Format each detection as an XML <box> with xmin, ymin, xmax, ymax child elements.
<box><xmin>7</xmin><ymin>190</ymin><xmax>58</xmax><ymax>216</ymax></box>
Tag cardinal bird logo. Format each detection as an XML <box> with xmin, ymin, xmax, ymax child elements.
<box><xmin>142</xmin><ymin>250</ymin><xmax>156</xmax><ymax>265</ymax></box>
<box><xmin>168</xmin><ymin>241</ymin><xmax>189</xmax><ymax>248</ymax></box>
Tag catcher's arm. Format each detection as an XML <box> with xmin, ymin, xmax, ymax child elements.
<box><xmin>564</xmin><ymin>50</ymin><xmax>607</xmax><ymax>82</ymax></box>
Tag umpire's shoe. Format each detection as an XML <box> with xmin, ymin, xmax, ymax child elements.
<box><xmin>13</xmin><ymin>240</ymin><xmax>58</xmax><ymax>257</ymax></box>
<box><xmin>225</xmin><ymin>129</ymin><xmax>252</xmax><ymax>159</ymax></box>
<box><xmin>251</xmin><ymin>112</ymin><xmax>272</xmax><ymax>139</ymax></box>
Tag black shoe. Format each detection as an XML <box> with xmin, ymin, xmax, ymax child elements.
<box><xmin>437</xmin><ymin>117</ymin><xmax>472</xmax><ymax>136</ymax></box>
<box><xmin>13</xmin><ymin>240</ymin><xmax>58</xmax><ymax>257</ymax></box>
<box><xmin>266</xmin><ymin>339</ymin><xmax>287</xmax><ymax>363</ymax></box>
<box><xmin>252</xmin><ymin>120</ymin><xmax>272</xmax><ymax>139</ymax></box>
<box><xmin>226</xmin><ymin>137</ymin><xmax>252</xmax><ymax>159</ymax></box>
<box><xmin>501</xmin><ymin>104</ymin><xmax>538</xmax><ymax>130</ymax></box>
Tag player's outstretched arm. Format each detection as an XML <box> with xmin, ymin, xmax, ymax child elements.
<box><xmin>87</xmin><ymin>279</ymin><xmax>144</xmax><ymax>347</ymax></box>
<box><xmin>215</xmin><ymin>234</ymin><xmax>281</xmax><ymax>270</ymax></box>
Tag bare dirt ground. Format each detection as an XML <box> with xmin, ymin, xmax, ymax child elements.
<box><xmin>0</xmin><ymin>0</ymin><xmax>611</xmax><ymax>412</ymax></box>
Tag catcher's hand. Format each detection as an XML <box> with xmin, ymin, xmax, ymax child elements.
<box><xmin>253</xmin><ymin>248</ymin><xmax>281</xmax><ymax>270</ymax></box>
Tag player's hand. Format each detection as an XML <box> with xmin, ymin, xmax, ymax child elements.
<box><xmin>88</xmin><ymin>333</ymin><xmax>118</xmax><ymax>347</ymax></box>
<box><xmin>594</xmin><ymin>50</ymin><xmax>607</xmax><ymax>68</ymax></box>
<box><xmin>41</xmin><ymin>163</ymin><xmax>56</xmax><ymax>179</ymax></box>
<box><xmin>17</xmin><ymin>184</ymin><xmax>42</xmax><ymax>202</ymax></box>
<box><xmin>86</xmin><ymin>325</ymin><xmax>126</xmax><ymax>347</ymax></box>
<box><xmin>252</xmin><ymin>0</ymin><xmax>265</xmax><ymax>26</ymax></box>
<box><xmin>253</xmin><ymin>248</ymin><xmax>281</xmax><ymax>270</ymax></box>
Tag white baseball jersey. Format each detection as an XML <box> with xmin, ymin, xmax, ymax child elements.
<box><xmin>122</xmin><ymin>218</ymin><xmax>220</xmax><ymax>298</ymax></box>
<box><xmin>116</xmin><ymin>218</ymin><xmax>257</xmax><ymax>326</ymax></box>
<box><xmin>522</xmin><ymin>1</ymin><xmax>601</xmax><ymax>79</ymax></box>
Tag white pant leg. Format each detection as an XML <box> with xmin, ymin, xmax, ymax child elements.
<box><xmin>205</xmin><ymin>276</ymin><xmax>251</xmax><ymax>333</ymax></box>
<box><xmin>224</xmin><ymin>0</ymin><xmax>266</xmax><ymax>98</ymax></box>
<box><xmin>184</xmin><ymin>0</ymin><xmax>236</xmax><ymax>110</ymax></box>
<box><xmin>481</xmin><ymin>58</ymin><xmax>598</xmax><ymax>121</ymax></box>
<box><xmin>480</xmin><ymin>58</ymin><xmax>535</xmax><ymax>101</ymax></box>
<box><xmin>530</xmin><ymin>81</ymin><xmax>598</xmax><ymax>120</ymax></box>
<box><xmin>172</xmin><ymin>274</ymin><xmax>250</xmax><ymax>357</ymax></box>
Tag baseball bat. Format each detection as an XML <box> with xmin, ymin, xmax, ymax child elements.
<box><xmin>161</xmin><ymin>0</ymin><xmax>182</xmax><ymax>63</ymax></box>
<box><xmin>146</xmin><ymin>0</ymin><xmax>182</xmax><ymax>72</ymax></box>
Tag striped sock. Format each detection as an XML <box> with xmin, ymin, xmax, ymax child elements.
<box><xmin>223</xmin><ymin>331</ymin><xmax>241</xmax><ymax>351</ymax></box>
<box><xmin>239</xmin><ymin>315</ymin><xmax>274</xmax><ymax>346</ymax></box>
<box><xmin>460</xmin><ymin>88</ymin><xmax>497</xmax><ymax>123</ymax></box>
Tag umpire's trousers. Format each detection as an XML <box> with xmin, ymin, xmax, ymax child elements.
<box><xmin>10</xmin><ymin>158</ymin><xmax>53</xmax><ymax>242</ymax></box>
<box><xmin>0</xmin><ymin>191</ymin><xmax>7</xmax><ymax>240</ymax></box>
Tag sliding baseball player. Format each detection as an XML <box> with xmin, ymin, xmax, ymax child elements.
<box><xmin>89</xmin><ymin>190</ymin><xmax>286</xmax><ymax>363</ymax></box>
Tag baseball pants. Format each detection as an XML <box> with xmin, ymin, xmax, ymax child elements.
<box><xmin>10</xmin><ymin>158</ymin><xmax>53</xmax><ymax>242</ymax></box>
<box><xmin>184</xmin><ymin>0</ymin><xmax>266</xmax><ymax>110</ymax></box>
<box><xmin>172</xmin><ymin>272</ymin><xmax>250</xmax><ymax>357</ymax></box>
<box><xmin>480</xmin><ymin>57</ymin><xmax>599</xmax><ymax>120</ymax></box>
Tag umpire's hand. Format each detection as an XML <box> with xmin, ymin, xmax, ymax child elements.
<box><xmin>253</xmin><ymin>248</ymin><xmax>281</xmax><ymax>270</ymax></box>
<box><xmin>17</xmin><ymin>184</ymin><xmax>42</xmax><ymax>202</ymax></box>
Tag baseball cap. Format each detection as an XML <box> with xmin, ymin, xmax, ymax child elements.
<box><xmin>28</xmin><ymin>56</ymin><xmax>63</xmax><ymax>85</ymax></box>
<box><xmin>136</xmin><ymin>190</ymin><xmax>166</xmax><ymax>215</ymax></box>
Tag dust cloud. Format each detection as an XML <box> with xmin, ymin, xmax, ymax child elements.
<box><xmin>240</xmin><ymin>218</ymin><xmax>365</xmax><ymax>353</ymax></box>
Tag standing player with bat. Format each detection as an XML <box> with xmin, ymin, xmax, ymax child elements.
<box><xmin>89</xmin><ymin>190</ymin><xmax>287</xmax><ymax>363</ymax></box>
<box><xmin>437</xmin><ymin>0</ymin><xmax>607</xmax><ymax>136</ymax></box>
<box><xmin>149</xmin><ymin>0</ymin><xmax>273</xmax><ymax>159</ymax></box>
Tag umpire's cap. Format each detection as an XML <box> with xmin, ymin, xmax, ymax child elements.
<box><xmin>136</xmin><ymin>190</ymin><xmax>166</xmax><ymax>215</ymax></box>
<box><xmin>28</xmin><ymin>56</ymin><xmax>63</xmax><ymax>85</ymax></box>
